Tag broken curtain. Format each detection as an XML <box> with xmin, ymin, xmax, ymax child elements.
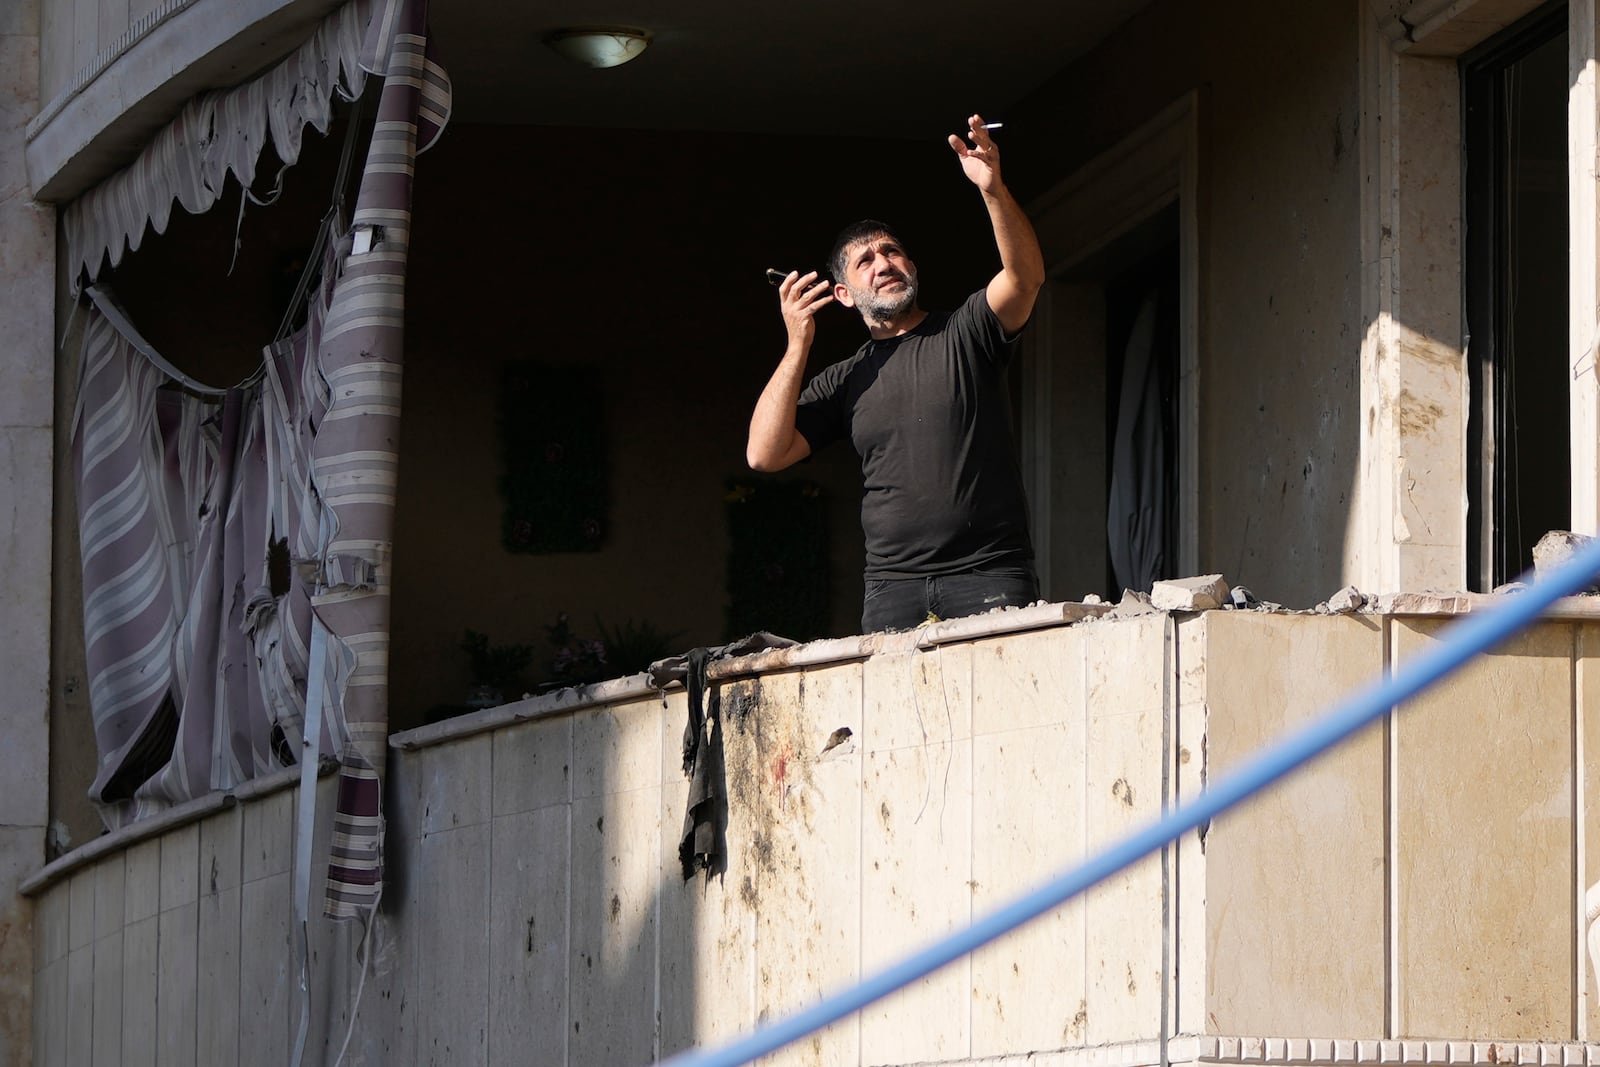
<box><xmin>70</xmin><ymin>0</ymin><xmax>449</xmax><ymax>919</ymax></box>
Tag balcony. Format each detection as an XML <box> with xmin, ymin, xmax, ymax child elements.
<box><xmin>27</xmin><ymin>0</ymin><xmax>345</xmax><ymax>202</ymax></box>
<box><xmin>25</xmin><ymin>599</ymin><xmax>1600</xmax><ymax>1064</ymax></box>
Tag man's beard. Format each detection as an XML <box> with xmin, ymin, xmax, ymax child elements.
<box><xmin>847</xmin><ymin>268</ymin><xmax>918</xmax><ymax>323</ymax></box>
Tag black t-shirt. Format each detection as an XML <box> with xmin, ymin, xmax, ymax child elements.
<box><xmin>794</xmin><ymin>289</ymin><xmax>1034</xmax><ymax>579</ymax></box>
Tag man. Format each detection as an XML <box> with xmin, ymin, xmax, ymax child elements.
<box><xmin>746</xmin><ymin>114</ymin><xmax>1047</xmax><ymax>632</ymax></box>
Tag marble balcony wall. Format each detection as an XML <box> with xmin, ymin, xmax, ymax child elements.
<box><xmin>24</xmin><ymin>607</ymin><xmax>1600</xmax><ymax>1065</ymax></box>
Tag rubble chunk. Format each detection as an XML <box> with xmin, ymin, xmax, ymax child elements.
<box><xmin>1533</xmin><ymin>530</ymin><xmax>1599</xmax><ymax>591</ymax></box>
<box><xmin>1326</xmin><ymin>585</ymin><xmax>1366</xmax><ymax>614</ymax></box>
<box><xmin>1150</xmin><ymin>574</ymin><xmax>1230</xmax><ymax>612</ymax></box>
<box><xmin>1105</xmin><ymin>589</ymin><xmax>1159</xmax><ymax>620</ymax></box>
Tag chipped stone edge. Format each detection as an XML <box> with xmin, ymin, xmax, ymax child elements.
<box><xmin>389</xmin><ymin>589</ymin><xmax>1600</xmax><ymax>753</ymax></box>
<box><xmin>18</xmin><ymin>758</ymin><xmax>336</xmax><ymax>896</ymax></box>
<box><xmin>1375</xmin><ymin>592</ymin><xmax>1600</xmax><ymax>618</ymax></box>
<box><xmin>388</xmin><ymin>601</ymin><xmax>1115</xmax><ymax>752</ymax></box>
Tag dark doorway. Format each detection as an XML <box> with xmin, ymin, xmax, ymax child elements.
<box><xmin>1026</xmin><ymin>202</ymin><xmax>1181</xmax><ymax>602</ymax></box>
<box><xmin>1463</xmin><ymin>1</ymin><xmax>1570</xmax><ymax>590</ymax></box>
<box><xmin>1103</xmin><ymin>229</ymin><xmax>1181</xmax><ymax>596</ymax></box>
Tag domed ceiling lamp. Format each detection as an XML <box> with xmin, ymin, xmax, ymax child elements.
<box><xmin>544</xmin><ymin>27</ymin><xmax>653</xmax><ymax>69</ymax></box>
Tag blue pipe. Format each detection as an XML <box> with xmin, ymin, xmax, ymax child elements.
<box><xmin>659</xmin><ymin>537</ymin><xmax>1600</xmax><ymax>1067</ymax></box>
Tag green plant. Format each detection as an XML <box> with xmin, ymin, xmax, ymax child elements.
<box><xmin>539</xmin><ymin>612</ymin><xmax>684</xmax><ymax>688</ymax></box>
<box><xmin>460</xmin><ymin>629</ymin><xmax>534</xmax><ymax>697</ymax></box>
<box><xmin>596</xmin><ymin>617</ymin><xmax>684</xmax><ymax>677</ymax></box>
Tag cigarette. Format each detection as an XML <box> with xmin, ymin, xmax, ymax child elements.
<box><xmin>981</xmin><ymin>122</ymin><xmax>1003</xmax><ymax>129</ymax></box>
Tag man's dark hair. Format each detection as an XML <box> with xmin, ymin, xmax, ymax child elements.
<box><xmin>828</xmin><ymin>219</ymin><xmax>906</xmax><ymax>286</ymax></box>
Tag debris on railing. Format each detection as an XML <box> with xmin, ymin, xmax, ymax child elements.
<box><xmin>1323</xmin><ymin>585</ymin><xmax>1367</xmax><ymax>613</ymax></box>
<box><xmin>1150</xmin><ymin>573</ymin><xmax>1230</xmax><ymax>611</ymax></box>
<box><xmin>1535</xmin><ymin>530</ymin><xmax>1600</xmax><ymax>592</ymax></box>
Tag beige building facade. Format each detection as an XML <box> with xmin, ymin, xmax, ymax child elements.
<box><xmin>7</xmin><ymin>0</ymin><xmax>1600</xmax><ymax>1062</ymax></box>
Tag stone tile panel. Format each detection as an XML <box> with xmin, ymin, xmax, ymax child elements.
<box><xmin>35</xmin><ymin>955</ymin><xmax>64</xmax><ymax>1067</ymax></box>
<box><xmin>492</xmin><ymin>714</ymin><xmax>573</xmax><ymax>816</ymax></box>
<box><xmin>93</xmin><ymin>930</ymin><xmax>123</xmax><ymax>1066</ymax></box>
<box><xmin>570</xmin><ymin>786</ymin><xmax>660</xmax><ymax>1067</ymax></box>
<box><xmin>1083</xmin><ymin>614</ymin><xmax>1166</xmax><ymax>1045</ymax></box>
<box><xmin>861</xmin><ymin>740</ymin><xmax>973</xmax><ymax>1063</ymax></box>
<box><xmin>157</xmin><ymin>900</ymin><xmax>198</xmax><ymax>1067</ymax></box>
<box><xmin>197</xmin><ymin>884</ymin><xmax>241</xmax><ymax>1067</ymax></box>
<box><xmin>123</xmin><ymin>914</ymin><xmax>158</xmax><ymax>1067</ymax></box>
<box><xmin>419</xmin><ymin>733</ymin><xmax>493</xmax><ymax>835</ymax></box>
<box><xmin>971</xmin><ymin>723</ymin><xmax>1089</xmax><ymax>1057</ymax></box>
<box><xmin>68</xmin><ymin>868</ymin><xmax>96</xmax><ymax>952</ymax></box>
<box><xmin>414</xmin><ymin>822</ymin><xmax>491</xmax><ymax>1065</ymax></box>
<box><xmin>863</xmin><ymin>643</ymin><xmax>973</xmax><ymax>754</ymax></box>
<box><xmin>199</xmin><ymin>809</ymin><xmax>243</xmax><ymax>895</ymax></box>
<box><xmin>237</xmin><ymin>873</ymin><xmax>291</xmax><ymax>1067</ymax></box>
<box><xmin>1395</xmin><ymin>620</ymin><xmax>1575</xmax><ymax>1038</ymax></box>
<box><xmin>95</xmin><ymin>852</ymin><xmax>126</xmax><ymax>938</ymax></box>
<box><xmin>35</xmin><ymin>876</ymin><xmax>67</xmax><ymax>965</ymax></box>
<box><xmin>67</xmin><ymin>945</ymin><xmax>94</xmax><ymax>1065</ymax></box>
<box><xmin>574</xmin><ymin>698</ymin><xmax>663</xmax><ymax>800</ymax></box>
<box><xmin>240</xmin><ymin>791</ymin><xmax>292</xmax><ymax>884</ymax></box>
<box><xmin>752</xmin><ymin>663</ymin><xmax>864</xmax><ymax>1067</ymax></box>
<box><xmin>488</xmin><ymin>806</ymin><xmax>571</xmax><ymax>1067</ymax></box>
<box><xmin>159</xmin><ymin>823</ymin><xmax>199</xmax><ymax>913</ymax></box>
<box><xmin>971</xmin><ymin>625</ymin><xmax>1085</xmax><ymax>736</ymax></box>
<box><xmin>1582</xmin><ymin>624</ymin><xmax>1600</xmax><ymax>1039</ymax></box>
<box><xmin>1202</xmin><ymin>613</ymin><xmax>1387</xmax><ymax>1036</ymax></box>
<box><xmin>658</xmin><ymin>780</ymin><xmax>754</xmax><ymax>1059</ymax></box>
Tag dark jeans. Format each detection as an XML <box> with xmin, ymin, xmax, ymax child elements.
<box><xmin>861</xmin><ymin>566</ymin><xmax>1040</xmax><ymax>633</ymax></box>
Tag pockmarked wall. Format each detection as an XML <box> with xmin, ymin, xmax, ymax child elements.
<box><xmin>1011</xmin><ymin>0</ymin><xmax>1364</xmax><ymax>608</ymax></box>
<box><xmin>29</xmin><ymin>606</ymin><xmax>1600</xmax><ymax>1062</ymax></box>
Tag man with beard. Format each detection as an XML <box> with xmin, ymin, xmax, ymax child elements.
<box><xmin>746</xmin><ymin>114</ymin><xmax>1047</xmax><ymax>632</ymax></box>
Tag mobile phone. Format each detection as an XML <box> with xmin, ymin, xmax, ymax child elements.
<box><xmin>766</xmin><ymin>268</ymin><xmax>829</xmax><ymax>286</ymax></box>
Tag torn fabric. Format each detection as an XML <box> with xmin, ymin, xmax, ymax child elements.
<box><xmin>71</xmin><ymin>246</ymin><xmax>354</xmax><ymax>828</ymax></box>
<box><xmin>311</xmin><ymin>0</ymin><xmax>445</xmax><ymax>919</ymax></box>
<box><xmin>649</xmin><ymin>633</ymin><xmax>798</xmax><ymax>880</ymax></box>
<box><xmin>68</xmin><ymin>0</ymin><xmax>450</xmax><ymax>922</ymax></box>
<box><xmin>63</xmin><ymin>0</ymin><xmax>451</xmax><ymax>292</ymax></box>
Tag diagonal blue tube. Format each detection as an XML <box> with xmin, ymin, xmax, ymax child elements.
<box><xmin>658</xmin><ymin>536</ymin><xmax>1600</xmax><ymax>1067</ymax></box>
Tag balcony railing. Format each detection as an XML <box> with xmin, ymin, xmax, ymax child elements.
<box><xmin>26</xmin><ymin>600</ymin><xmax>1600</xmax><ymax>1065</ymax></box>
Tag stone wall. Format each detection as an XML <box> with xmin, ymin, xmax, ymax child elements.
<box><xmin>1</xmin><ymin>0</ymin><xmax>54</xmax><ymax>1061</ymax></box>
<box><xmin>25</xmin><ymin>608</ymin><xmax>1600</xmax><ymax>1064</ymax></box>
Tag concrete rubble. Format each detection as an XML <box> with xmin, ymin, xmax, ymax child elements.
<box><xmin>1324</xmin><ymin>585</ymin><xmax>1367</xmax><ymax>613</ymax></box>
<box><xmin>1103</xmin><ymin>588</ymin><xmax>1160</xmax><ymax>620</ymax></box>
<box><xmin>1150</xmin><ymin>574</ymin><xmax>1230</xmax><ymax>612</ymax></box>
<box><xmin>1533</xmin><ymin>530</ymin><xmax>1600</xmax><ymax>592</ymax></box>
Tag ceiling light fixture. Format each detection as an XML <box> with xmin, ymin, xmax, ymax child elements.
<box><xmin>544</xmin><ymin>27</ymin><xmax>653</xmax><ymax>69</ymax></box>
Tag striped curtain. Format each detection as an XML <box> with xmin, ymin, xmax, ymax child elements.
<box><xmin>71</xmin><ymin>0</ymin><xmax>449</xmax><ymax>919</ymax></box>
<box><xmin>314</xmin><ymin>0</ymin><xmax>448</xmax><ymax>919</ymax></box>
<box><xmin>73</xmin><ymin>261</ymin><xmax>353</xmax><ymax>828</ymax></box>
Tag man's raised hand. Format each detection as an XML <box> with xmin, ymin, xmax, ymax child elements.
<box><xmin>948</xmin><ymin>113</ymin><xmax>1002</xmax><ymax>193</ymax></box>
<box><xmin>778</xmin><ymin>269</ymin><xmax>835</xmax><ymax>349</ymax></box>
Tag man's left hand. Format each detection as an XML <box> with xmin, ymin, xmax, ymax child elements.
<box><xmin>948</xmin><ymin>114</ymin><xmax>1002</xmax><ymax>193</ymax></box>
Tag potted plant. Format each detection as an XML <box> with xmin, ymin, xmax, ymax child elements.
<box><xmin>460</xmin><ymin>629</ymin><xmax>534</xmax><ymax>708</ymax></box>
